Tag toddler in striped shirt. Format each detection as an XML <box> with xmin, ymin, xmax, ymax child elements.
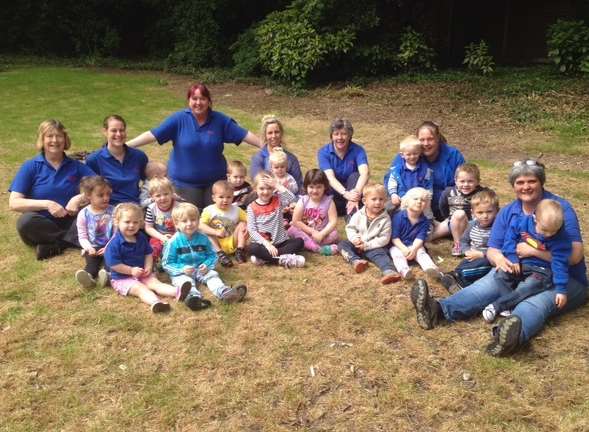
<box><xmin>440</xmin><ymin>189</ymin><xmax>499</xmax><ymax>293</ymax></box>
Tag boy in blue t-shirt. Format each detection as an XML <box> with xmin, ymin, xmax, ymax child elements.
<box><xmin>482</xmin><ymin>199</ymin><xmax>571</xmax><ymax>322</ymax></box>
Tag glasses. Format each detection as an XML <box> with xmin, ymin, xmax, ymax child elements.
<box><xmin>513</xmin><ymin>159</ymin><xmax>543</xmax><ymax>168</ymax></box>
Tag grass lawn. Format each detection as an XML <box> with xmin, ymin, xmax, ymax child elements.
<box><xmin>1</xmin><ymin>65</ymin><xmax>589</xmax><ymax>431</ymax></box>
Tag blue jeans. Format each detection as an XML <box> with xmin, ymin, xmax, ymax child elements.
<box><xmin>439</xmin><ymin>268</ymin><xmax>587</xmax><ymax>343</ymax></box>
<box><xmin>338</xmin><ymin>240</ymin><xmax>395</xmax><ymax>274</ymax></box>
<box><xmin>492</xmin><ymin>265</ymin><xmax>551</xmax><ymax>314</ymax></box>
<box><xmin>455</xmin><ymin>257</ymin><xmax>492</xmax><ymax>287</ymax></box>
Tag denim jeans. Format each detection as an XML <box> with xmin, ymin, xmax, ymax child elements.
<box><xmin>171</xmin><ymin>269</ymin><xmax>227</xmax><ymax>299</ymax></box>
<box><xmin>455</xmin><ymin>257</ymin><xmax>492</xmax><ymax>287</ymax></box>
<box><xmin>339</xmin><ymin>240</ymin><xmax>395</xmax><ymax>274</ymax></box>
<box><xmin>492</xmin><ymin>265</ymin><xmax>551</xmax><ymax>314</ymax></box>
<box><xmin>439</xmin><ymin>268</ymin><xmax>588</xmax><ymax>343</ymax></box>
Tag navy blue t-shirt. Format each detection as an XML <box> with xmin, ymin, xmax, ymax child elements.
<box><xmin>317</xmin><ymin>141</ymin><xmax>368</xmax><ymax>185</ymax></box>
<box><xmin>104</xmin><ymin>231</ymin><xmax>153</xmax><ymax>280</ymax></box>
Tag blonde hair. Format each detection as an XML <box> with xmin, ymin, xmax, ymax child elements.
<box><xmin>113</xmin><ymin>203</ymin><xmax>143</xmax><ymax>226</ymax></box>
<box><xmin>145</xmin><ymin>161</ymin><xmax>167</xmax><ymax>179</ymax></box>
<box><xmin>260</xmin><ymin>114</ymin><xmax>286</xmax><ymax>147</ymax></box>
<box><xmin>148</xmin><ymin>176</ymin><xmax>175</xmax><ymax>196</ymax></box>
<box><xmin>212</xmin><ymin>180</ymin><xmax>234</xmax><ymax>195</ymax></box>
<box><xmin>471</xmin><ymin>189</ymin><xmax>499</xmax><ymax>210</ymax></box>
<box><xmin>253</xmin><ymin>170</ymin><xmax>273</xmax><ymax>188</ymax></box>
<box><xmin>269</xmin><ymin>147</ymin><xmax>288</xmax><ymax>166</ymax></box>
<box><xmin>35</xmin><ymin>119</ymin><xmax>72</xmax><ymax>152</ymax></box>
<box><xmin>535</xmin><ymin>199</ymin><xmax>564</xmax><ymax>234</ymax></box>
<box><xmin>399</xmin><ymin>135</ymin><xmax>422</xmax><ymax>152</ymax></box>
<box><xmin>172</xmin><ymin>202</ymin><xmax>200</xmax><ymax>224</ymax></box>
<box><xmin>362</xmin><ymin>182</ymin><xmax>386</xmax><ymax>198</ymax></box>
<box><xmin>401</xmin><ymin>187</ymin><xmax>432</xmax><ymax>210</ymax></box>
<box><xmin>455</xmin><ymin>163</ymin><xmax>481</xmax><ymax>182</ymax></box>
<box><xmin>227</xmin><ymin>160</ymin><xmax>247</xmax><ymax>175</ymax></box>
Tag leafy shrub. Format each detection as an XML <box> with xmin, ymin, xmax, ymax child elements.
<box><xmin>463</xmin><ymin>40</ymin><xmax>495</xmax><ymax>75</ymax></box>
<box><xmin>230</xmin><ymin>27</ymin><xmax>261</xmax><ymax>76</ymax></box>
<box><xmin>396</xmin><ymin>27</ymin><xmax>436</xmax><ymax>72</ymax></box>
<box><xmin>547</xmin><ymin>19</ymin><xmax>589</xmax><ymax>73</ymax></box>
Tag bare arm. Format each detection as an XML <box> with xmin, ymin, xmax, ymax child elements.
<box><xmin>9</xmin><ymin>191</ymin><xmax>68</xmax><ymax>217</ymax></box>
<box><xmin>145</xmin><ymin>224</ymin><xmax>171</xmax><ymax>243</ymax></box>
<box><xmin>318</xmin><ymin>199</ymin><xmax>338</xmax><ymax>238</ymax></box>
<box><xmin>198</xmin><ymin>222</ymin><xmax>225</xmax><ymax>238</ymax></box>
<box><xmin>324</xmin><ymin>169</ymin><xmax>347</xmax><ymax>196</ymax></box>
<box><xmin>352</xmin><ymin>164</ymin><xmax>370</xmax><ymax>197</ymax></box>
<box><xmin>242</xmin><ymin>131</ymin><xmax>263</xmax><ymax>149</ymax></box>
<box><xmin>516</xmin><ymin>240</ymin><xmax>584</xmax><ymax>266</ymax></box>
<box><xmin>291</xmin><ymin>200</ymin><xmax>314</xmax><ymax>235</ymax></box>
<box><xmin>126</xmin><ymin>131</ymin><xmax>157</xmax><ymax>148</ymax></box>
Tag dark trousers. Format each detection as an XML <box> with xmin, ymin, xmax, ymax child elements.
<box><xmin>176</xmin><ymin>185</ymin><xmax>213</xmax><ymax>212</ymax></box>
<box><xmin>84</xmin><ymin>254</ymin><xmax>106</xmax><ymax>278</ymax></box>
<box><xmin>455</xmin><ymin>257</ymin><xmax>493</xmax><ymax>287</ymax></box>
<box><xmin>16</xmin><ymin>212</ymin><xmax>80</xmax><ymax>248</ymax></box>
<box><xmin>331</xmin><ymin>172</ymin><xmax>361</xmax><ymax>217</ymax></box>
<box><xmin>492</xmin><ymin>264</ymin><xmax>552</xmax><ymax>313</ymax></box>
<box><xmin>248</xmin><ymin>238</ymin><xmax>304</xmax><ymax>262</ymax></box>
<box><xmin>338</xmin><ymin>240</ymin><xmax>395</xmax><ymax>273</ymax></box>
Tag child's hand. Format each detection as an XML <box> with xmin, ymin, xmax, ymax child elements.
<box><xmin>405</xmin><ymin>247</ymin><xmax>417</xmax><ymax>261</ymax></box>
<box><xmin>555</xmin><ymin>293</ymin><xmax>568</xmax><ymax>309</ymax></box>
<box><xmin>264</xmin><ymin>242</ymin><xmax>279</xmax><ymax>257</ymax></box>
<box><xmin>131</xmin><ymin>267</ymin><xmax>144</xmax><ymax>278</ymax></box>
<box><xmin>311</xmin><ymin>230</ymin><xmax>324</xmax><ymax>243</ymax></box>
<box><xmin>465</xmin><ymin>249</ymin><xmax>483</xmax><ymax>261</ymax></box>
<box><xmin>510</xmin><ymin>262</ymin><xmax>522</xmax><ymax>275</ymax></box>
<box><xmin>198</xmin><ymin>264</ymin><xmax>208</xmax><ymax>275</ymax></box>
<box><xmin>183</xmin><ymin>266</ymin><xmax>195</xmax><ymax>275</ymax></box>
<box><xmin>164</xmin><ymin>234</ymin><xmax>172</xmax><ymax>241</ymax></box>
<box><xmin>85</xmin><ymin>246</ymin><xmax>97</xmax><ymax>256</ymax></box>
<box><xmin>390</xmin><ymin>194</ymin><xmax>401</xmax><ymax>207</ymax></box>
<box><xmin>217</xmin><ymin>228</ymin><xmax>227</xmax><ymax>238</ymax></box>
<box><xmin>142</xmin><ymin>266</ymin><xmax>152</xmax><ymax>277</ymax></box>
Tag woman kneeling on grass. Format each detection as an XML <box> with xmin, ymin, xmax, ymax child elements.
<box><xmin>409</xmin><ymin>160</ymin><xmax>587</xmax><ymax>356</ymax></box>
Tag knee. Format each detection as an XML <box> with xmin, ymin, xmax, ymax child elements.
<box><xmin>451</xmin><ymin>210</ymin><xmax>467</xmax><ymax>222</ymax></box>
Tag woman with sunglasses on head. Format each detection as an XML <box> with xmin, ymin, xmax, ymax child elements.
<box><xmin>409</xmin><ymin>159</ymin><xmax>587</xmax><ymax>356</ymax></box>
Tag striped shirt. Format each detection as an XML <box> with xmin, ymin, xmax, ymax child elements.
<box><xmin>247</xmin><ymin>190</ymin><xmax>294</xmax><ymax>245</ymax></box>
<box><xmin>460</xmin><ymin>219</ymin><xmax>492</xmax><ymax>253</ymax></box>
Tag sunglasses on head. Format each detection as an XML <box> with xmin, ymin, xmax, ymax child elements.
<box><xmin>513</xmin><ymin>159</ymin><xmax>543</xmax><ymax>168</ymax></box>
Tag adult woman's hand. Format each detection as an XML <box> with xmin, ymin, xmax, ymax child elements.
<box><xmin>47</xmin><ymin>201</ymin><xmax>68</xmax><ymax>218</ymax></box>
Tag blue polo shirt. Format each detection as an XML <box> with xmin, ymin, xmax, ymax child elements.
<box><xmin>317</xmin><ymin>141</ymin><xmax>368</xmax><ymax>184</ymax></box>
<box><xmin>151</xmin><ymin>109</ymin><xmax>248</xmax><ymax>188</ymax></box>
<box><xmin>86</xmin><ymin>145</ymin><xmax>147</xmax><ymax>205</ymax></box>
<box><xmin>383</xmin><ymin>156</ymin><xmax>433</xmax><ymax>197</ymax></box>
<box><xmin>392</xmin><ymin>142</ymin><xmax>464</xmax><ymax>217</ymax></box>
<box><xmin>392</xmin><ymin>210</ymin><xmax>431</xmax><ymax>245</ymax></box>
<box><xmin>489</xmin><ymin>190</ymin><xmax>587</xmax><ymax>286</ymax></box>
<box><xmin>9</xmin><ymin>153</ymin><xmax>95</xmax><ymax>219</ymax></box>
<box><xmin>104</xmin><ymin>231</ymin><xmax>153</xmax><ymax>280</ymax></box>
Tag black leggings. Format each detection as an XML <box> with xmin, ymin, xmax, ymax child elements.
<box><xmin>176</xmin><ymin>185</ymin><xmax>213</xmax><ymax>212</ymax></box>
<box><xmin>84</xmin><ymin>254</ymin><xmax>106</xmax><ymax>278</ymax></box>
<box><xmin>248</xmin><ymin>238</ymin><xmax>304</xmax><ymax>262</ymax></box>
<box><xmin>16</xmin><ymin>212</ymin><xmax>80</xmax><ymax>248</ymax></box>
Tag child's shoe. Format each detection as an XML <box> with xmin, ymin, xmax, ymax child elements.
<box><xmin>451</xmin><ymin>242</ymin><xmax>462</xmax><ymax>257</ymax></box>
<box><xmin>352</xmin><ymin>259</ymin><xmax>369</xmax><ymax>273</ymax></box>
<box><xmin>75</xmin><ymin>269</ymin><xmax>96</xmax><ymax>289</ymax></box>
<box><xmin>403</xmin><ymin>269</ymin><xmax>415</xmax><ymax>281</ymax></box>
<box><xmin>425</xmin><ymin>268</ymin><xmax>442</xmax><ymax>282</ymax></box>
<box><xmin>381</xmin><ymin>270</ymin><xmax>402</xmax><ymax>285</ymax></box>
<box><xmin>320</xmin><ymin>244</ymin><xmax>339</xmax><ymax>256</ymax></box>
<box><xmin>234</xmin><ymin>247</ymin><xmax>247</xmax><ymax>264</ymax></box>
<box><xmin>220</xmin><ymin>283</ymin><xmax>247</xmax><ymax>304</ymax></box>
<box><xmin>176</xmin><ymin>281</ymin><xmax>192</xmax><ymax>301</ymax></box>
<box><xmin>96</xmin><ymin>269</ymin><xmax>110</xmax><ymax>288</ymax></box>
<box><xmin>217</xmin><ymin>251</ymin><xmax>233</xmax><ymax>267</ymax></box>
<box><xmin>482</xmin><ymin>304</ymin><xmax>497</xmax><ymax>323</ymax></box>
<box><xmin>250</xmin><ymin>256</ymin><xmax>266</xmax><ymax>266</ymax></box>
<box><xmin>278</xmin><ymin>254</ymin><xmax>305</xmax><ymax>268</ymax></box>
<box><xmin>184</xmin><ymin>294</ymin><xmax>212</xmax><ymax>311</ymax></box>
<box><xmin>499</xmin><ymin>310</ymin><xmax>512</xmax><ymax>318</ymax></box>
<box><xmin>151</xmin><ymin>301</ymin><xmax>171</xmax><ymax>313</ymax></box>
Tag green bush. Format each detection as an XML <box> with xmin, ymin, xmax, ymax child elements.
<box><xmin>396</xmin><ymin>27</ymin><xmax>436</xmax><ymax>72</ymax></box>
<box><xmin>547</xmin><ymin>19</ymin><xmax>589</xmax><ymax>73</ymax></box>
<box><xmin>230</xmin><ymin>27</ymin><xmax>262</xmax><ymax>76</ymax></box>
<box><xmin>463</xmin><ymin>40</ymin><xmax>495</xmax><ymax>75</ymax></box>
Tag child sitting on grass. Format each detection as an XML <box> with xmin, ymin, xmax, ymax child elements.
<box><xmin>384</xmin><ymin>135</ymin><xmax>433</xmax><ymax>213</ymax></box>
<box><xmin>431</xmin><ymin>163</ymin><xmax>488</xmax><ymax>255</ymax></box>
<box><xmin>162</xmin><ymin>203</ymin><xmax>247</xmax><ymax>310</ymax></box>
<box><xmin>144</xmin><ymin>176</ymin><xmax>180</xmax><ymax>269</ymax></box>
<box><xmin>288</xmin><ymin>169</ymin><xmax>339</xmax><ymax>255</ymax></box>
<box><xmin>75</xmin><ymin>175</ymin><xmax>114</xmax><ymax>289</ymax></box>
<box><xmin>199</xmin><ymin>180</ymin><xmax>248</xmax><ymax>266</ymax></box>
<box><xmin>139</xmin><ymin>161</ymin><xmax>168</xmax><ymax>208</ymax></box>
<box><xmin>482</xmin><ymin>199</ymin><xmax>571</xmax><ymax>323</ymax></box>
<box><xmin>389</xmin><ymin>187</ymin><xmax>441</xmax><ymax>282</ymax></box>
<box><xmin>105</xmin><ymin>203</ymin><xmax>186</xmax><ymax>313</ymax></box>
<box><xmin>227</xmin><ymin>160</ymin><xmax>253</xmax><ymax>210</ymax></box>
<box><xmin>339</xmin><ymin>183</ymin><xmax>401</xmax><ymax>284</ymax></box>
<box><xmin>247</xmin><ymin>171</ymin><xmax>305</xmax><ymax>267</ymax></box>
<box><xmin>440</xmin><ymin>189</ymin><xmax>499</xmax><ymax>293</ymax></box>
<box><xmin>269</xmin><ymin>148</ymin><xmax>298</xmax><ymax>224</ymax></box>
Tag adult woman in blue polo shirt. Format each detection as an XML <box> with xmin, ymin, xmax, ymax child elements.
<box><xmin>410</xmin><ymin>160</ymin><xmax>587</xmax><ymax>356</ymax></box>
<box><xmin>388</xmin><ymin>121</ymin><xmax>465</xmax><ymax>223</ymax></box>
<box><xmin>250</xmin><ymin>115</ymin><xmax>303</xmax><ymax>190</ymax></box>
<box><xmin>317</xmin><ymin>118</ymin><xmax>370</xmax><ymax>216</ymax></box>
<box><xmin>9</xmin><ymin>120</ymin><xmax>95</xmax><ymax>260</ymax></box>
<box><xmin>126</xmin><ymin>83</ymin><xmax>262</xmax><ymax>210</ymax></box>
<box><xmin>86</xmin><ymin>115</ymin><xmax>148</xmax><ymax>205</ymax></box>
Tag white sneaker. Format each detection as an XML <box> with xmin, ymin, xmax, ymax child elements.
<box><xmin>278</xmin><ymin>254</ymin><xmax>305</xmax><ymax>268</ymax></box>
<box><xmin>75</xmin><ymin>269</ymin><xmax>96</xmax><ymax>289</ymax></box>
<box><xmin>250</xmin><ymin>256</ymin><xmax>266</xmax><ymax>266</ymax></box>
<box><xmin>482</xmin><ymin>304</ymin><xmax>497</xmax><ymax>323</ymax></box>
<box><xmin>499</xmin><ymin>310</ymin><xmax>512</xmax><ymax>317</ymax></box>
<box><xmin>96</xmin><ymin>269</ymin><xmax>110</xmax><ymax>288</ymax></box>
